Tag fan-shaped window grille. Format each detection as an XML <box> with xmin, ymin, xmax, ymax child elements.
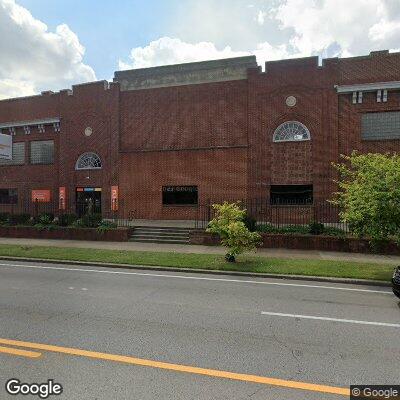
<box><xmin>273</xmin><ymin>121</ymin><xmax>311</xmax><ymax>142</ymax></box>
<box><xmin>75</xmin><ymin>153</ymin><xmax>102</xmax><ymax>170</ymax></box>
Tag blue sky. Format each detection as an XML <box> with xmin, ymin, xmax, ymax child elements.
<box><xmin>17</xmin><ymin>0</ymin><xmax>177</xmax><ymax>79</ymax></box>
<box><xmin>1</xmin><ymin>0</ymin><xmax>399</xmax><ymax>99</ymax></box>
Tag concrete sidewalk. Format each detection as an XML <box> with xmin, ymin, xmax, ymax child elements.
<box><xmin>0</xmin><ymin>237</ymin><xmax>399</xmax><ymax>265</ymax></box>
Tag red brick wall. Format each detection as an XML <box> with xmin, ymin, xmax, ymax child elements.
<box><xmin>1</xmin><ymin>51</ymin><xmax>400</xmax><ymax>220</ymax></box>
<box><xmin>119</xmin><ymin>148</ymin><xmax>248</xmax><ymax>219</ymax></box>
<box><xmin>119</xmin><ymin>80</ymin><xmax>248</xmax><ymax>151</ymax></box>
<box><xmin>247</xmin><ymin>57</ymin><xmax>339</xmax><ymax>203</ymax></box>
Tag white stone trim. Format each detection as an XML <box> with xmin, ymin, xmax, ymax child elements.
<box><xmin>0</xmin><ymin>117</ymin><xmax>60</xmax><ymax>129</ymax></box>
<box><xmin>335</xmin><ymin>81</ymin><xmax>400</xmax><ymax>93</ymax></box>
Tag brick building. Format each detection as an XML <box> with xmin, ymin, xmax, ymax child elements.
<box><xmin>0</xmin><ymin>50</ymin><xmax>400</xmax><ymax>220</ymax></box>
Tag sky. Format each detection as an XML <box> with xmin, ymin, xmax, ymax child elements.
<box><xmin>1</xmin><ymin>0</ymin><xmax>400</xmax><ymax>99</ymax></box>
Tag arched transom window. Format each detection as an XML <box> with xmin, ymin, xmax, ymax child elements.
<box><xmin>75</xmin><ymin>152</ymin><xmax>102</xmax><ymax>170</ymax></box>
<box><xmin>273</xmin><ymin>121</ymin><xmax>311</xmax><ymax>142</ymax></box>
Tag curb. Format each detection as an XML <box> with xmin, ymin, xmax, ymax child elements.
<box><xmin>0</xmin><ymin>256</ymin><xmax>392</xmax><ymax>287</ymax></box>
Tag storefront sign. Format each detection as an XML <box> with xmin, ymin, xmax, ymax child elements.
<box><xmin>59</xmin><ymin>187</ymin><xmax>66</xmax><ymax>210</ymax></box>
<box><xmin>32</xmin><ymin>190</ymin><xmax>51</xmax><ymax>203</ymax></box>
<box><xmin>111</xmin><ymin>186</ymin><xmax>119</xmax><ymax>211</ymax></box>
<box><xmin>0</xmin><ymin>133</ymin><xmax>12</xmax><ymax>160</ymax></box>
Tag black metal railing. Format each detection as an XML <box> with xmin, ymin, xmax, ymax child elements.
<box><xmin>194</xmin><ymin>199</ymin><xmax>348</xmax><ymax>233</ymax></box>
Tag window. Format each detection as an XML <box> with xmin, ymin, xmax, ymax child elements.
<box><xmin>270</xmin><ymin>185</ymin><xmax>313</xmax><ymax>205</ymax></box>
<box><xmin>273</xmin><ymin>121</ymin><xmax>311</xmax><ymax>142</ymax></box>
<box><xmin>75</xmin><ymin>153</ymin><xmax>102</xmax><ymax>170</ymax></box>
<box><xmin>30</xmin><ymin>140</ymin><xmax>54</xmax><ymax>165</ymax></box>
<box><xmin>0</xmin><ymin>189</ymin><xmax>18</xmax><ymax>204</ymax></box>
<box><xmin>0</xmin><ymin>142</ymin><xmax>25</xmax><ymax>166</ymax></box>
<box><xmin>361</xmin><ymin>112</ymin><xmax>400</xmax><ymax>140</ymax></box>
<box><xmin>162</xmin><ymin>186</ymin><xmax>198</xmax><ymax>205</ymax></box>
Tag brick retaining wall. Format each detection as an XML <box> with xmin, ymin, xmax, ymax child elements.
<box><xmin>0</xmin><ymin>226</ymin><xmax>133</xmax><ymax>242</ymax></box>
<box><xmin>189</xmin><ymin>230</ymin><xmax>400</xmax><ymax>255</ymax></box>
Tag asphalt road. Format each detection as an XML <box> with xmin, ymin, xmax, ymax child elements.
<box><xmin>0</xmin><ymin>260</ymin><xmax>399</xmax><ymax>399</ymax></box>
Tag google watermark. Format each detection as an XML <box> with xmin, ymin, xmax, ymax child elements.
<box><xmin>351</xmin><ymin>385</ymin><xmax>400</xmax><ymax>399</ymax></box>
<box><xmin>5</xmin><ymin>379</ymin><xmax>63</xmax><ymax>399</ymax></box>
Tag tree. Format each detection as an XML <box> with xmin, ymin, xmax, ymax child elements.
<box><xmin>332</xmin><ymin>151</ymin><xmax>400</xmax><ymax>247</ymax></box>
<box><xmin>206</xmin><ymin>202</ymin><xmax>261</xmax><ymax>262</ymax></box>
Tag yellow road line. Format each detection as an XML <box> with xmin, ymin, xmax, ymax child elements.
<box><xmin>0</xmin><ymin>345</ymin><xmax>42</xmax><ymax>358</ymax></box>
<box><xmin>0</xmin><ymin>338</ymin><xmax>349</xmax><ymax>396</ymax></box>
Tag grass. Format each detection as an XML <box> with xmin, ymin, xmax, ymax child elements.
<box><xmin>0</xmin><ymin>244</ymin><xmax>395</xmax><ymax>282</ymax></box>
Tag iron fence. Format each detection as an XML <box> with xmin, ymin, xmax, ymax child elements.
<box><xmin>194</xmin><ymin>199</ymin><xmax>349</xmax><ymax>233</ymax></box>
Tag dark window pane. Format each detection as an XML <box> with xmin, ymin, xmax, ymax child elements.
<box><xmin>361</xmin><ymin>112</ymin><xmax>400</xmax><ymax>140</ymax></box>
<box><xmin>30</xmin><ymin>140</ymin><xmax>54</xmax><ymax>165</ymax></box>
<box><xmin>0</xmin><ymin>189</ymin><xmax>18</xmax><ymax>204</ymax></box>
<box><xmin>162</xmin><ymin>186</ymin><xmax>198</xmax><ymax>205</ymax></box>
<box><xmin>270</xmin><ymin>185</ymin><xmax>313</xmax><ymax>205</ymax></box>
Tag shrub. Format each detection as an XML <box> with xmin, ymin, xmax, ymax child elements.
<box><xmin>308</xmin><ymin>221</ymin><xmax>325</xmax><ymax>235</ymax></box>
<box><xmin>33</xmin><ymin>223</ymin><xmax>58</xmax><ymax>231</ymax></box>
<box><xmin>80</xmin><ymin>213</ymin><xmax>102</xmax><ymax>228</ymax></box>
<box><xmin>256</xmin><ymin>224</ymin><xmax>309</xmax><ymax>235</ymax></box>
<box><xmin>323</xmin><ymin>226</ymin><xmax>346</xmax><ymax>237</ymax></box>
<box><xmin>243</xmin><ymin>214</ymin><xmax>257</xmax><ymax>232</ymax></box>
<box><xmin>206</xmin><ymin>202</ymin><xmax>261</xmax><ymax>262</ymax></box>
<box><xmin>8</xmin><ymin>213</ymin><xmax>31</xmax><ymax>225</ymax></box>
<box><xmin>58</xmin><ymin>213</ymin><xmax>78</xmax><ymax>227</ymax></box>
<box><xmin>33</xmin><ymin>213</ymin><xmax>54</xmax><ymax>225</ymax></box>
<box><xmin>97</xmin><ymin>220</ymin><xmax>118</xmax><ymax>234</ymax></box>
<box><xmin>0</xmin><ymin>212</ymin><xmax>10</xmax><ymax>225</ymax></box>
<box><xmin>71</xmin><ymin>213</ymin><xmax>102</xmax><ymax>228</ymax></box>
<box><xmin>332</xmin><ymin>152</ymin><xmax>400</xmax><ymax>248</ymax></box>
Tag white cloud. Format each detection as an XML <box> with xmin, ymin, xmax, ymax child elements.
<box><xmin>119</xmin><ymin>36</ymin><xmax>298</xmax><ymax>72</ymax></box>
<box><xmin>139</xmin><ymin>0</ymin><xmax>399</xmax><ymax>72</ymax></box>
<box><xmin>272</xmin><ymin>0</ymin><xmax>400</xmax><ymax>57</ymax></box>
<box><xmin>119</xmin><ymin>37</ymin><xmax>250</xmax><ymax>69</ymax></box>
<box><xmin>0</xmin><ymin>0</ymin><xmax>95</xmax><ymax>99</ymax></box>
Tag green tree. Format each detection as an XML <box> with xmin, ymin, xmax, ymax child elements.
<box><xmin>206</xmin><ymin>202</ymin><xmax>261</xmax><ymax>262</ymax></box>
<box><xmin>332</xmin><ymin>151</ymin><xmax>400</xmax><ymax>247</ymax></box>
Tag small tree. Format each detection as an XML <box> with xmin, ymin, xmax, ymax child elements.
<box><xmin>332</xmin><ymin>151</ymin><xmax>400</xmax><ymax>248</ymax></box>
<box><xmin>206</xmin><ymin>202</ymin><xmax>261</xmax><ymax>262</ymax></box>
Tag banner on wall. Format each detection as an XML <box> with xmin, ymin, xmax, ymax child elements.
<box><xmin>111</xmin><ymin>186</ymin><xmax>119</xmax><ymax>211</ymax></box>
<box><xmin>32</xmin><ymin>190</ymin><xmax>51</xmax><ymax>203</ymax></box>
<box><xmin>59</xmin><ymin>187</ymin><xmax>66</xmax><ymax>210</ymax></box>
<box><xmin>0</xmin><ymin>133</ymin><xmax>12</xmax><ymax>160</ymax></box>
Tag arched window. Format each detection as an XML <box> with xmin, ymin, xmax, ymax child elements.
<box><xmin>75</xmin><ymin>152</ymin><xmax>102</xmax><ymax>170</ymax></box>
<box><xmin>273</xmin><ymin>121</ymin><xmax>311</xmax><ymax>142</ymax></box>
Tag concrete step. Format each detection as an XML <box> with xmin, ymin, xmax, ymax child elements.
<box><xmin>133</xmin><ymin>228</ymin><xmax>190</xmax><ymax>235</ymax></box>
<box><xmin>129</xmin><ymin>237</ymin><xmax>189</xmax><ymax>244</ymax></box>
<box><xmin>130</xmin><ymin>226</ymin><xmax>192</xmax><ymax>244</ymax></box>
<box><xmin>131</xmin><ymin>234</ymin><xmax>189</xmax><ymax>241</ymax></box>
<box><xmin>133</xmin><ymin>226</ymin><xmax>193</xmax><ymax>232</ymax></box>
<box><xmin>132</xmin><ymin>231</ymin><xmax>189</xmax><ymax>238</ymax></box>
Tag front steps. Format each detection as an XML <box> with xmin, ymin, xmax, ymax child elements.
<box><xmin>129</xmin><ymin>226</ymin><xmax>192</xmax><ymax>244</ymax></box>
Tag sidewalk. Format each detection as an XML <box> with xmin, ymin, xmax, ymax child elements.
<box><xmin>0</xmin><ymin>237</ymin><xmax>399</xmax><ymax>265</ymax></box>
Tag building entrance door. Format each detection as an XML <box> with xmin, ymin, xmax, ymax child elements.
<box><xmin>76</xmin><ymin>188</ymin><xmax>102</xmax><ymax>216</ymax></box>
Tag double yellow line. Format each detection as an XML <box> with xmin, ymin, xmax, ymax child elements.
<box><xmin>0</xmin><ymin>337</ymin><xmax>349</xmax><ymax>396</ymax></box>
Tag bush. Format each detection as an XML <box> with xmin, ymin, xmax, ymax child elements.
<box><xmin>256</xmin><ymin>224</ymin><xmax>309</xmax><ymax>235</ymax></box>
<box><xmin>58</xmin><ymin>213</ymin><xmax>78</xmax><ymax>227</ymax></box>
<box><xmin>0</xmin><ymin>212</ymin><xmax>10</xmax><ymax>225</ymax></box>
<box><xmin>308</xmin><ymin>221</ymin><xmax>325</xmax><ymax>235</ymax></box>
<box><xmin>243</xmin><ymin>214</ymin><xmax>257</xmax><ymax>232</ymax></box>
<box><xmin>206</xmin><ymin>202</ymin><xmax>261</xmax><ymax>261</ymax></box>
<box><xmin>80</xmin><ymin>213</ymin><xmax>102</xmax><ymax>228</ymax></box>
<box><xmin>332</xmin><ymin>152</ymin><xmax>400</xmax><ymax>248</ymax></box>
<box><xmin>8</xmin><ymin>213</ymin><xmax>31</xmax><ymax>225</ymax></box>
<box><xmin>33</xmin><ymin>213</ymin><xmax>54</xmax><ymax>225</ymax></box>
<box><xmin>97</xmin><ymin>220</ymin><xmax>118</xmax><ymax>234</ymax></box>
<box><xmin>33</xmin><ymin>223</ymin><xmax>58</xmax><ymax>231</ymax></box>
<box><xmin>71</xmin><ymin>213</ymin><xmax>102</xmax><ymax>228</ymax></box>
<box><xmin>323</xmin><ymin>226</ymin><xmax>346</xmax><ymax>237</ymax></box>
